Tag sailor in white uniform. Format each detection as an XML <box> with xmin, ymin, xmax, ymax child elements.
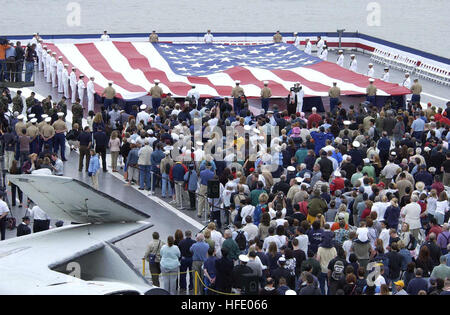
<box><xmin>42</xmin><ymin>47</ymin><xmax>48</xmax><ymax>77</ymax></box>
<box><xmin>136</xmin><ymin>104</ymin><xmax>150</xmax><ymax>126</ymax></box>
<box><xmin>100</xmin><ymin>30</ymin><xmax>110</xmax><ymax>41</ymax></box>
<box><xmin>30</xmin><ymin>33</ymin><xmax>38</xmax><ymax>46</ymax></box>
<box><xmin>402</xmin><ymin>73</ymin><xmax>412</xmax><ymax>89</ymax></box>
<box><xmin>381</xmin><ymin>67</ymin><xmax>390</xmax><ymax>82</ymax></box>
<box><xmin>336</xmin><ymin>50</ymin><xmax>344</xmax><ymax>67</ymax></box>
<box><xmin>304</xmin><ymin>38</ymin><xmax>312</xmax><ymax>55</ymax></box>
<box><xmin>37</xmin><ymin>39</ymin><xmax>43</xmax><ymax>71</ymax></box>
<box><xmin>204</xmin><ymin>30</ymin><xmax>214</xmax><ymax>44</ymax></box>
<box><xmin>77</xmin><ymin>74</ymin><xmax>86</xmax><ymax>106</ymax></box>
<box><xmin>57</xmin><ymin>56</ymin><xmax>64</xmax><ymax>93</ymax></box>
<box><xmin>349</xmin><ymin>54</ymin><xmax>358</xmax><ymax>72</ymax></box>
<box><xmin>296</xmin><ymin>83</ymin><xmax>305</xmax><ymax>113</ymax></box>
<box><xmin>293</xmin><ymin>32</ymin><xmax>301</xmax><ymax>49</ymax></box>
<box><xmin>62</xmin><ymin>64</ymin><xmax>70</xmax><ymax>99</ymax></box>
<box><xmin>45</xmin><ymin>50</ymin><xmax>52</xmax><ymax>83</ymax></box>
<box><xmin>316</xmin><ymin>36</ymin><xmax>324</xmax><ymax>57</ymax></box>
<box><xmin>187</xmin><ymin>84</ymin><xmax>200</xmax><ymax>105</ymax></box>
<box><xmin>69</xmin><ymin>67</ymin><xmax>77</xmax><ymax>103</ymax></box>
<box><xmin>367</xmin><ymin>63</ymin><xmax>375</xmax><ymax>77</ymax></box>
<box><xmin>319</xmin><ymin>45</ymin><xmax>328</xmax><ymax>61</ymax></box>
<box><xmin>50</xmin><ymin>52</ymin><xmax>57</xmax><ymax>88</ymax></box>
<box><xmin>87</xmin><ymin>76</ymin><xmax>96</xmax><ymax>112</ymax></box>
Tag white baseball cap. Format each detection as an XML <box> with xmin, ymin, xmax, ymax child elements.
<box><xmin>352</xmin><ymin>141</ymin><xmax>360</xmax><ymax>148</ymax></box>
<box><xmin>140</xmin><ymin>104</ymin><xmax>147</xmax><ymax>110</ymax></box>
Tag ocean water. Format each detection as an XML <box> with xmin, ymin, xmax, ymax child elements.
<box><xmin>1</xmin><ymin>0</ymin><xmax>449</xmax><ymax>58</ymax></box>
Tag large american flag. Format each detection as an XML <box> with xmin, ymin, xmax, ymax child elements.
<box><xmin>45</xmin><ymin>41</ymin><xmax>409</xmax><ymax>100</ymax></box>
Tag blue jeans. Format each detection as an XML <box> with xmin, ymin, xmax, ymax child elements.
<box><xmin>152</xmin><ymin>97</ymin><xmax>161</xmax><ymax>113</ymax></box>
<box><xmin>330</xmin><ymin>98</ymin><xmax>339</xmax><ymax>112</ymax></box>
<box><xmin>318</xmin><ymin>272</ymin><xmax>328</xmax><ymax>295</ymax></box>
<box><xmin>261</xmin><ymin>98</ymin><xmax>269</xmax><ymax>113</ymax></box>
<box><xmin>151</xmin><ymin>165</ymin><xmax>160</xmax><ymax>191</ymax></box>
<box><xmin>53</xmin><ymin>133</ymin><xmax>66</xmax><ymax>160</ymax></box>
<box><xmin>25</xmin><ymin>61</ymin><xmax>34</xmax><ymax>82</ymax></box>
<box><xmin>161</xmin><ymin>173</ymin><xmax>173</xmax><ymax>197</ymax></box>
<box><xmin>139</xmin><ymin>165</ymin><xmax>151</xmax><ymax>189</ymax></box>
<box><xmin>179</xmin><ymin>257</ymin><xmax>193</xmax><ymax>290</ymax></box>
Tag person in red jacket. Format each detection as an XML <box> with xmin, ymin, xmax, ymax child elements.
<box><xmin>307</xmin><ymin>107</ymin><xmax>322</xmax><ymax>129</ymax></box>
<box><xmin>330</xmin><ymin>170</ymin><xmax>345</xmax><ymax>195</ymax></box>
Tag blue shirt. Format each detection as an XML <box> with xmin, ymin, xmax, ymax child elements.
<box><xmin>203</xmin><ymin>256</ymin><xmax>217</xmax><ymax>278</ymax></box>
<box><xmin>5</xmin><ymin>46</ymin><xmax>16</xmax><ymax>58</ymax></box>
<box><xmin>190</xmin><ymin>241</ymin><xmax>210</xmax><ymax>262</ymax></box>
<box><xmin>199</xmin><ymin>168</ymin><xmax>215</xmax><ymax>185</ymax></box>
<box><xmin>88</xmin><ymin>154</ymin><xmax>100</xmax><ymax>174</ymax></box>
<box><xmin>150</xmin><ymin>149</ymin><xmax>165</xmax><ymax>166</ymax></box>
<box><xmin>411</xmin><ymin>118</ymin><xmax>425</xmax><ymax>132</ymax></box>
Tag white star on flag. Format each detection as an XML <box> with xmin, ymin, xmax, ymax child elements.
<box><xmin>220</xmin><ymin>57</ymin><xmax>232</xmax><ymax>62</ymax></box>
<box><xmin>187</xmin><ymin>46</ymin><xmax>200</xmax><ymax>50</ymax></box>
<box><xmin>164</xmin><ymin>51</ymin><xmax>176</xmax><ymax>55</ymax></box>
<box><xmin>232</xmin><ymin>47</ymin><xmax>243</xmax><ymax>51</ymax></box>
<box><xmin>192</xmin><ymin>52</ymin><xmax>204</xmax><ymax>56</ymax></box>
<box><xmin>177</xmin><ymin>48</ymin><xmax>187</xmax><ymax>53</ymax></box>
<box><xmin>159</xmin><ymin>44</ymin><xmax>170</xmax><ymax>48</ymax></box>
<box><xmin>276</xmin><ymin>46</ymin><xmax>288</xmax><ymax>51</ymax></box>
<box><xmin>266</xmin><ymin>52</ymin><xmax>276</xmax><ymax>56</ymax></box>
<box><xmin>177</xmin><ymin>67</ymin><xmax>188</xmax><ymax>71</ymax></box>
<box><xmin>173</xmin><ymin>61</ymin><xmax>185</xmax><ymax>64</ymax></box>
<box><xmin>191</xmin><ymin>62</ymin><xmax>204</xmax><ymax>68</ymax></box>
<box><xmin>248</xmin><ymin>49</ymin><xmax>260</xmax><ymax>54</ymax></box>
<box><xmin>208</xmin><ymin>64</ymin><xmax>219</xmax><ymax>69</ymax></box>
<box><xmin>204</xmin><ymin>48</ymin><xmax>215</xmax><ymax>52</ymax></box>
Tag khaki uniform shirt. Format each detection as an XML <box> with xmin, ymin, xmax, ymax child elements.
<box><xmin>26</xmin><ymin>125</ymin><xmax>39</xmax><ymax>138</ymax></box>
<box><xmin>15</xmin><ymin>121</ymin><xmax>27</xmax><ymax>136</ymax></box>
<box><xmin>329</xmin><ymin>87</ymin><xmax>341</xmax><ymax>98</ymax></box>
<box><xmin>150</xmin><ymin>85</ymin><xmax>163</xmax><ymax>98</ymax></box>
<box><xmin>366</xmin><ymin>85</ymin><xmax>377</xmax><ymax>96</ymax></box>
<box><xmin>149</xmin><ymin>34</ymin><xmax>159</xmax><ymax>43</ymax></box>
<box><xmin>37</xmin><ymin>121</ymin><xmax>46</xmax><ymax>134</ymax></box>
<box><xmin>273</xmin><ymin>34</ymin><xmax>283</xmax><ymax>43</ymax></box>
<box><xmin>41</xmin><ymin>124</ymin><xmax>55</xmax><ymax>138</ymax></box>
<box><xmin>103</xmin><ymin>86</ymin><xmax>116</xmax><ymax>99</ymax></box>
<box><xmin>260</xmin><ymin>87</ymin><xmax>272</xmax><ymax>98</ymax></box>
<box><xmin>231</xmin><ymin>86</ymin><xmax>244</xmax><ymax>98</ymax></box>
<box><xmin>53</xmin><ymin>119</ymin><xmax>67</xmax><ymax>133</ymax></box>
<box><xmin>411</xmin><ymin>83</ymin><xmax>422</xmax><ymax>95</ymax></box>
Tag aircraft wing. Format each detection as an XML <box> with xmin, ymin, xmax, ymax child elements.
<box><xmin>8</xmin><ymin>174</ymin><xmax>150</xmax><ymax>223</ymax></box>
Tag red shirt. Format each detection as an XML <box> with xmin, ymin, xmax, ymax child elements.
<box><xmin>307</xmin><ymin>113</ymin><xmax>322</xmax><ymax>129</ymax></box>
<box><xmin>330</xmin><ymin>177</ymin><xmax>345</xmax><ymax>194</ymax></box>
<box><xmin>361</xmin><ymin>208</ymin><xmax>371</xmax><ymax>220</ymax></box>
<box><xmin>431</xmin><ymin>182</ymin><xmax>444</xmax><ymax>196</ymax></box>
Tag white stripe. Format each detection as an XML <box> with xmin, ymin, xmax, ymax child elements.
<box><xmin>132</xmin><ymin>42</ymin><xmax>220</xmax><ymax>97</ymax></box>
<box><xmin>94</xmin><ymin>41</ymin><xmax>152</xmax><ymax>91</ymax></box>
<box><xmin>56</xmin><ymin>43</ymin><xmax>145</xmax><ymax>99</ymax></box>
<box><xmin>422</xmin><ymin>92</ymin><xmax>449</xmax><ymax>102</ymax></box>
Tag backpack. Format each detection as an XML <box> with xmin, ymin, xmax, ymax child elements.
<box><xmin>235</xmin><ymin>230</ymin><xmax>247</xmax><ymax>251</ymax></box>
<box><xmin>331</xmin><ymin>259</ymin><xmax>345</xmax><ymax>281</ymax></box>
<box><xmin>234</xmin><ymin>207</ymin><xmax>243</xmax><ymax>226</ymax></box>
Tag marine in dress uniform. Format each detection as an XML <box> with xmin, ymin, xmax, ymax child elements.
<box><xmin>62</xmin><ymin>64</ymin><xmax>70</xmax><ymax>99</ymax></box>
<box><xmin>52</xmin><ymin>112</ymin><xmax>68</xmax><ymax>161</ymax></box>
<box><xmin>328</xmin><ymin>82</ymin><xmax>341</xmax><ymax>113</ymax></box>
<box><xmin>149</xmin><ymin>31</ymin><xmax>159</xmax><ymax>43</ymax></box>
<box><xmin>77</xmin><ymin>74</ymin><xmax>86</xmax><ymax>106</ymax></box>
<box><xmin>149</xmin><ymin>80</ymin><xmax>163</xmax><ymax>113</ymax></box>
<box><xmin>260</xmin><ymin>81</ymin><xmax>272</xmax><ymax>114</ymax></box>
<box><xmin>349</xmin><ymin>54</ymin><xmax>358</xmax><ymax>72</ymax></box>
<box><xmin>50</xmin><ymin>52</ymin><xmax>57</xmax><ymax>88</ymax></box>
<box><xmin>336</xmin><ymin>50</ymin><xmax>344</xmax><ymax>67</ymax></box>
<box><xmin>231</xmin><ymin>81</ymin><xmax>244</xmax><ymax>115</ymax></box>
<box><xmin>273</xmin><ymin>31</ymin><xmax>283</xmax><ymax>43</ymax></box>
<box><xmin>40</xmin><ymin>117</ymin><xmax>55</xmax><ymax>150</ymax></box>
<box><xmin>26</xmin><ymin>118</ymin><xmax>39</xmax><ymax>154</ymax></box>
<box><xmin>71</xmin><ymin>99</ymin><xmax>84</xmax><ymax>128</ymax></box>
<box><xmin>304</xmin><ymin>38</ymin><xmax>312</xmax><ymax>55</ymax></box>
<box><xmin>366</xmin><ymin>78</ymin><xmax>377</xmax><ymax>106</ymax></box>
<box><xmin>367</xmin><ymin>63</ymin><xmax>375</xmax><ymax>77</ymax></box>
<box><xmin>69</xmin><ymin>67</ymin><xmax>77</xmax><ymax>103</ymax></box>
<box><xmin>12</xmin><ymin>90</ymin><xmax>24</xmax><ymax>114</ymax></box>
<box><xmin>57</xmin><ymin>56</ymin><xmax>64</xmax><ymax>93</ymax></box>
<box><xmin>381</xmin><ymin>67</ymin><xmax>390</xmax><ymax>82</ymax></box>
<box><xmin>102</xmin><ymin>81</ymin><xmax>116</xmax><ymax>110</ymax></box>
<box><xmin>410</xmin><ymin>79</ymin><xmax>422</xmax><ymax>104</ymax></box>
<box><xmin>87</xmin><ymin>76</ymin><xmax>96</xmax><ymax>112</ymax></box>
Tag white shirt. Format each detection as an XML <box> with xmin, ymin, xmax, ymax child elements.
<box><xmin>379</xmin><ymin>228</ymin><xmax>390</xmax><ymax>251</ymax></box>
<box><xmin>400</xmin><ymin>202</ymin><xmax>422</xmax><ymax>230</ymax></box>
<box><xmin>381</xmin><ymin>72</ymin><xmax>390</xmax><ymax>82</ymax></box>
<box><xmin>77</xmin><ymin>79</ymin><xmax>85</xmax><ymax>90</ymax></box>
<box><xmin>243</xmin><ymin>223</ymin><xmax>259</xmax><ymax>241</ymax></box>
<box><xmin>349</xmin><ymin>58</ymin><xmax>358</xmax><ymax>72</ymax></box>
<box><xmin>50</xmin><ymin>57</ymin><xmax>57</xmax><ymax>71</ymax></box>
<box><xmin>304</xmin><ymin>41</ymin><xmax>312</xmax><ymax>54</ymax></box>
<box><xmin>57</xmin><ymin>61</ymin><xmax>64</xmax><ymax>73</ymax></box>
<box><xmin>316</xmin><ymin>39</ymin><xmax>324</xmax><ymax>54</ymax></box>
<box><xmin>210</xmin><ymin>230</ymin><xmax>224</xmax><ymax>258</ymax></box>
<box><xmin>293</xmin><ymin>36</ymin><xmax>301</xmax><ymax>48</ymax></box>
<box><xmin>0</xmin><ymin>200</ymin><xmax>9</xmax><ymax>217</ymax></box>
<box><xmin>28</xmin><ymin>206</ymin><xmax>50</xmax><ymax>220</ymax></box>
<box><xmin>69</xmin><ymin>72</ymin><xmax>77</xmax><ymax>85</ymax></box>
<box><xmin>87</xmin><ymin>80</ymin><xmax>95</xmax><ymax>95</ymax></box>
<box><xmin>187</xmin><ymin>88</ymin><xmax>200</xmax><ymax>104</ymax></box>
<box><xmin>372</xmin><ymin>202</ymin><xmax>390</xmax><ymax>220</ymax></box>
<box><xmin>263</xmin><ymin>235</ymin><xmax>282</xmax><ymax>252</ymax></box>
<box><xmin>136</xmin><ymin>111</ymin><xmax>150</xmax><ymax>125</ymax></box>
<box><xmin>435</xmin><ymin>200</ymin><xmax>449</xmax><ymax>215</ymax></box>
<box><xmin>319</xmin><ymin>49</ymin><xmax>328</xmax><ymax>61</ymax></box>
<box><xmin>337</xmin><ymin>54</ymin><xmax>344</xmax><ymax>67</ymax></box>
<box><xmin>240</xmin><ymin>205</ymin><xmax>255</xmax><ymax>225</ymax></box>
<box><xmin>62</xmin><ymin>68</ymin><xmax>69</xmax><ymax>81</ymax></box>
<box><xmin>100</xmin><ymin>34</ymin><xmax>110</xmax><ymax>41</ymax></box>
<box><xmin>402</xmin><ymin>77</ymin><xmax>412</xmax><ymax>89</ymax></box>
<box><xmin>295</xmin><ymin>235</ymin><xmax>308</xmax><ymax>255</ymax></box>
<box><xmin>343</xmin><ymin>239</ymin><xmax>353</xmax><ymax>262</ymax></box>
<box><xmin>367</xmin><ymin>67</ymin><xmax>375</xmax><ymax>77</ymax></box>
<box><xmin>204</xmin><ymin>33</ymin><xmax>214</xmax><ymax>43</ymax></box>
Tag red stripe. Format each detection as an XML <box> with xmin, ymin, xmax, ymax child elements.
<box><xmin>186</xmin><ymin>76</ymin><xmax>232</xmax><ymax>97</ymax></box>
<box><xmin>307</xmin><ymin>61</ymin><xmax>410</xmax><ymax>95</ymax></box>
<box><xmin>75</xmin><ymin>43</ymin><xmax>145</xmax><ymax>93</ymax></box>
<box><xmin>45</xmin><ymin>43</ymin><xmax>107</xmax><ymax>97</ymax></box>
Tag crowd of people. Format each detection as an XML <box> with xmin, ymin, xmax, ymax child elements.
<box><xmin>1</xmin><ymin>33</ymin><xmax>450</xmax><ymax>296</ymax></box>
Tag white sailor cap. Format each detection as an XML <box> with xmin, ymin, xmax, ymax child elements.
<box><xmin>405</xmin><ymin>73</ymin><xmax>410</xmax><ymax>76</ymax></box>
<box><xmin>58</xmin><ymin>56</ymin><xmax>63</xmax><ymax>60</ymax></box>
<box><xmin>384</xmin><ymin>67</ymin><xmax>389</xmax><ymax>70</ymax></box>
<box><xmin>28</xmin><ymin>114</ymin><xmax>36</xmax><ymax>118</ymax></box>
<box><xmin>267</xmin><ymin>110</ymin><xmax>274</xmax><ymax>114</ymax></box>
<box><xmin>30</xmin><ymin>118</ymin><xmax>37</xmax><ymax>123</ymax></box>
<box><xmin>263</xmin><ymin>81</ymin><xmax>269</xmax><ymax>85</ymax></box>
<box><xmin>244</xmin><ymin>125</ymin><xmax>251</xmax><ymax>131</ymax></box>
<box><xmin>52</xmin><ymin>52</ymin><xmax>56</xmax><ymax>55</ymax></box>
<box><xmin>43</xmin><ymin>45</ymin><xmax>47</xmax><ymax>48</ymax></box>
<box><xmin>235</xmin><ymin>80</ymin><xmax>240</xmax><ymax>84</ymax></box>
<box><xmin>295</xmin><ymin>177</ymin><xmax>303</xmax><ymax>183</ymax></box>
<box><xmin>41</xmin><ymin>114</ymin><xmax>48</xmax><ymax>119</ymax></box>
<box><xmin>154</xmin><ymin>79</ymin><xmax>160</xmax><ymax>83</ymax></box>
<box><xmin>338</xmin><ymin>50</ymin><xmax>343</xmax><ymax>53</ymax></box>
<box><xmin>17</xmin><ymin>114</ymin><xmax>24</xmax><ymax>120</ymax></box>
<box><xmin>287</xmin><ymin>166</ymin><xmax>296</xmax><ymax>172</ymax></box>
<box><xmin>350</xmin><ymin>54</ymin><xmax>355</xmax><ymax>57</ymax></box>
<box><xmin>352</xmin><ymin>140</ymin><xmax>360</xmax><ymax>148</ymax></box>
<box><xmin>57</xmin><ymin>112</ymin><xmax>64</xmax><ymax>117</ymax></box>
<box><xmin>196</xmin><ymin>141</ymin><xmax>204</xmax><ymax>147</ymax></box>
<box><xmin>293</xmin><ymin>32</ymin><xmax>298</xmax><ymax>35</ymax></box>
<box><xmin>46</xmin><ymin>49</ymin><xmax>51</xmax><ymax>53</ymax></box>
<box><xmin>239</xmin><ymin>255</ymin><xmax>249</xmax><ymax>263</ymax></box>
<box><xmin>343</xmin><ymin>120</ymin><xmax>351</xmax><ymax>125</ymax></box>
<box><xmin>368</xmin><ymin>63</ymin><xmax>373</xmax><ymax>66</ymax></box>
<box><xmin>369</xmin><ymin>78</ymin><xmax>375</xmax><ymax>82</ymax></box>
<box><xmin>79</xmin><ymin>74</ymin><xmax>85</xmax><ymax>78</ymax></box>
<box><xmin>140</xmin><ymin>104</ymin><xmax>147</xmax><ymax>110</ymax></box>
<box><xmin>72</xmin><ymin>67</ymin><xmax>76</xmax><ymax>70</ymax></box>
<box><xmin>64</xmin><ymin>64</ymin><xmax>69</xmax><ymax>67</ymax></box>
<box><xmin>45</xmin><ymin>117</ymin><xmax>51</xmax><ymax>122</ymax></box>
<box><xmin>108</xmin><ymin>80</ymin><xmax>114</xmax><ymax>84</ymax></box>
<box><xmin>33</xmin><ymin>32</ymin><xmax>37</xmax><ymax>35</ymax></box>
<box><xmin>147</xmin><ymin>129</ymin><xmax>154</xmax><ymax>135</ymax></box>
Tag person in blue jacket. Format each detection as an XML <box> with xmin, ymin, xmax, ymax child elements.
<box><xmin>88</xmin><ymin>149</ymin><xmax>101</xmax><ymax>190</ymax></box>
<box><xmin>310</xmin><ymin>127</ymin><xmax>334</xmax><ymax>156</ymax></box>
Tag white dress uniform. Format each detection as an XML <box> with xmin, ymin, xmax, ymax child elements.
<box><xmin>42</xmin><ymin>52</ymin><xmax>47</xmax><ymax>77</ymax></box>
<box><xmin>62</xmin><ymin>67</ymin><xmax>70</xmax><ymax>99</ymax></box>
<box><xmin>337</xmin><ymin>54</ymin><xmax>345</xmax><ymax>67</ymax></box>
<box><xmin>46</xmin><ymin>54</ymin><xmax>52</xmax><ymax>83</ymax></box>
<box><xmin>349</xmin><ymin>58</ymin><xmax>358</xmax><ymax>72</ymax></box>
<box><xmin>30</xmin><ymin>37</ymin><xmax>38</xmax><ymax>46</ymax></box>
<box><xmin>304</xmin><ymin>41</ymin><xmax>312</xmax><ymax>55</ymax></box>
<box><xmin>296</xmin><ymin>88</ymin><xmax>305</xmax><ymax>113</ymax></box>
<box><xmin>77</xmin><ymin>78</ymin><xmax>86</xmax><ymax>106</ymax></box>
<box><xmin>402</xmin><ymin>76</ymin><xmax>412</xmax><ymax>89</ymax></box>
<box><xmin>293</xmin><ymin>36</ymin><xmax>301</xmax><ymax>49</ymax></box>
<box><xmin>136</xmin><ymin>110</ymin><xmax>150</xmax><ymax>126</ymax></box>
<box><xmin>319</xmin><ymin>49</ymin><xmax>328</xmax><ymax>61</ymax></box>
<box><xmin>204</xmin><ymin>33</ymin><xmax>214</xmax><ymax>44</ymax></box>
<box><xmin>381</xmin><ymin>71</ymin><xmax>390</xmax><ymax>82</ymax></box>
<box><xmin>367</xmin><ymin>67</ymin><xmax>375</xmax><ymax>77</ymax></box>
<box><xmin>187</xmin><ymin>87</ymin><xmax>200</xmax><ymax>105</ymax></box>
<box><xmin>100</xmin><ymin>34</ymin><xmax>110</xmax><ymax>41</ymax></box>
<box><xmin>86</xmin><ymin>79</ymin><xmax>95</xmax><ymax>112</ymax></box>
<box><xmin>316</xmin><ymin>39</ymin><xmax>324</xmax><ymax>56</ymax></box>
<box><xmin>50</xmin><ymin>57</ymin><xmax>57</xmax><ymax>87</ymax></box>
<box><xmin>70</xmin><ymin>71</ymin><xmax>77</xmax><ymax>103</ymax></box>
<box><xmin>36</xmin><ymin>42</ymin><xmax>43</xmax><ymax>71</ymax></box>
<box><xmin>57</xmin><ymin>60</ymin><xmax>64</xmax><ymax>93</ymax></box>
